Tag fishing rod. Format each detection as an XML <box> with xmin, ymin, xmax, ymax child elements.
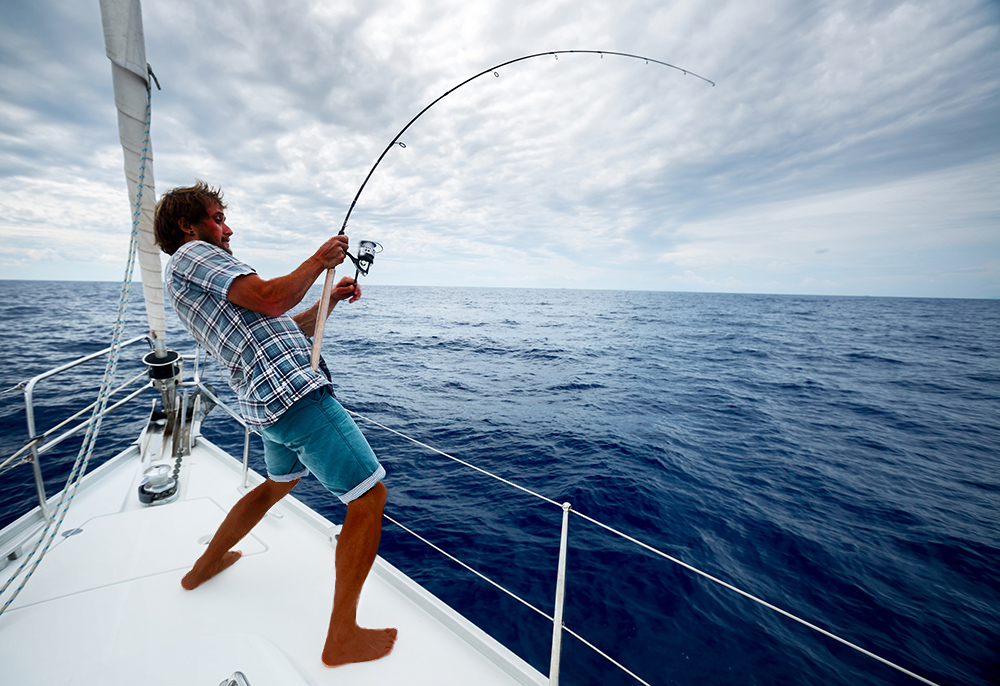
<box><xmin>337</xmin><ymin>49</ymin><xmax>714</xmax><ymax>238</ymax></box>
<box><xmin>310</xmin><ymin>50</ymin><xmax>714</xmax><ymax>369</ymax></box>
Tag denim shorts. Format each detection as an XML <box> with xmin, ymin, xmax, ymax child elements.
<box><xmin>259</xmin><ymin>386</ymin><xmax>385</xmax><ymax>504</ymax></box>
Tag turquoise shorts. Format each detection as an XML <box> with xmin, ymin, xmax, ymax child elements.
<box><xmin>259</xmin><ymin>386</ymin><xmax>384</xmax><ymax>504</ymax></box>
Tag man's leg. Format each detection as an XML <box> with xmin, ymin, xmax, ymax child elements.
<box><xmin>321</xmin><ymin>481</ymin><xmax>397</xmax><ymax>666</ymax></box>
<box><xmin>181</xmin><ymin>477</ymin><xmax>299</xmax><ymax>590</ymax></box>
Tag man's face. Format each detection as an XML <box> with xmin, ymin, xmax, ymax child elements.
<box><xmin>190</xmin><ymin>203</ymin><xmax>233</xmax><ymax>254</ymax></box>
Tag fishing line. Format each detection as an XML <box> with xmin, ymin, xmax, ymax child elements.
<box><xmin>312</xmin><ymin>50</ymin><xmax>712</xmax><ymax>364</ymax></box>
<box><xmin>337</xmin><ymin>50</ymin><xmax>714</xmax><ymax>240</ymax></box>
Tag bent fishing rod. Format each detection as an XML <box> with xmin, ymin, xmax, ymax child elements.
<box><xmin>310</xmin><ymin>50</ymin><xmax>714</xmax><ymax>369</ymax></box>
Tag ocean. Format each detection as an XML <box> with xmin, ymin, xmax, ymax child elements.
<box><xmin>1</xmin><ymin>280</ymin><xmax>997</xmax><ymax>685</ymax></box>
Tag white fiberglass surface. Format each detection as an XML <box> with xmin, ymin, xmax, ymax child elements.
<box><xmin>0</xmin><ymin>440</ymin><xmax>544</xmax><ymax>685</ymax></box>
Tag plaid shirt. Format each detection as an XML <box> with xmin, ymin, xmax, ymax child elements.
<box><xmin>165</xmin><ymin>240</ymin><xmax>330</xmax><ymax>428</ymax></box>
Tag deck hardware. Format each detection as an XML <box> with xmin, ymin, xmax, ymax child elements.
<box><xmin>142</xmin><ymin>347</ymin><xmax>181</xmax><ymax>387</ymax></box>
<box><xmin>143</xmin><ymin>343</ymin><xmax>182</xmax><ymax>432</ymax></box>
<box><xmin>241</xmin><ymin>425</ymin><xmax>251</xmax><ymax>489</ymax></box>
<box><xmin>549</xmin><ymin>501</ymin><xmax>571</xmax><ymax>685</ymax></box>
<box><xmin>137</xmin><ymin>463</ymin><xmax>178</xmax><ymax>506</ymax></box>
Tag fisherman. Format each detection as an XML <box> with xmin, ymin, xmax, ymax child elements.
<box><xmin>153</xmin><ymin>180</ymin><xmax>396</xmax><ymax>667</ymax></box>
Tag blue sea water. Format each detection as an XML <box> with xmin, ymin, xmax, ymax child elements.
<box><xmin>0</xmin><ymin>280</ymin><xmax>997</xmax><ymax>685</ymax></box>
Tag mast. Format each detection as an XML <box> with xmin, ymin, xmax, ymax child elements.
<box><xmin>99</xmin><ymin>0</ymin><xmax>165</xmax><ymax>346</ymax></box>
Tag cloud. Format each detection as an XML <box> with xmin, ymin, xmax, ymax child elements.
<box><xmin>1</xmin><ymin>0</ymin><xmax>998</xmax><ymax>297</ymax></box>
<box><xmin>652</xmin><ymin>156</ymin><xmax>1000</xmax><ymax>296</ymax></box>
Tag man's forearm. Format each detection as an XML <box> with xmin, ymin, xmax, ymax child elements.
<box><xmin>228</xmin><ymin>256</ymin><xmax>327</xmax><ymax>317</ymax></box>
<box><xmin>228</xmin><ymin>235</ymin><xmax>349</xmax><ymax>316</ymax></box>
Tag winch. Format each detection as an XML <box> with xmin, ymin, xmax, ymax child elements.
<box><xmin>137</xmin><ymin>463</ymin><xmax>179</xmax><ymax>505</ymax></box>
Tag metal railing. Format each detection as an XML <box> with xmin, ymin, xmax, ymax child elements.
<box><xmin>188</xmin><ymin>346</ymin><xmax>256</xmax><ymax>489</ymax></box>
<box><xmin>0</xmin><ymin>335</ymin><xmax>153</xmax><ymax>515</ymax></box>
<box><xmin>0</xmin><ymin>339</ymin><xmax>258</xmax><ymax>507</ymax></box>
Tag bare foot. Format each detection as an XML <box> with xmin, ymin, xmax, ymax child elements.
<box><xmin>181</xmin><ymin>550</ymin><xmax>242</xmax><ymax>590</ymax></box>
<box><xmin>322</xmin><ymin>626</ymin><xmax>398</xmax><ymax>667</ymax></box>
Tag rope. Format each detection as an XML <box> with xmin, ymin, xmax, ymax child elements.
<box><xmin>349</xmin><ymin>409</ymin><xmax>943</xmax><ymax>686</ymax></box>
<box><xmin>0</xmin><ymin>73</ymin><xmax>154</xmax><ymax>616</ymax></box>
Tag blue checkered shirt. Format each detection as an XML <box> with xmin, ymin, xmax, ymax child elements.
<box><xmin>165</xmin><ymin>240</ymin><xmax>330</xmax><ymax>428</ymax></box>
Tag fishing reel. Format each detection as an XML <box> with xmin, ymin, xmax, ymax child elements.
<box><xmin>342</xmin><ymin>239</ymin><xmax>382</xmax><ymax>283</ymax></box>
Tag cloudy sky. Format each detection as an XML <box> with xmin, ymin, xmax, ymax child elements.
<box><xmin>1</xmin><ymin>0</ymin><xmax>998</xmax><ymax>298</ymax></box>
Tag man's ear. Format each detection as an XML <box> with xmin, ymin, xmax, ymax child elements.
<box><xmin>178</xmin><ymin>217</ymin><xmax>194</xmax><ymax>235</ymax></box>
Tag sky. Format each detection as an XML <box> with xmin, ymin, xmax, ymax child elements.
<box><xmin>1</xmin><ymin>0</ymin><xmax>998</xmax><ymax>298</ymax></box>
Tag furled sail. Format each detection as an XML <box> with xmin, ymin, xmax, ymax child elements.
<box><xmin>99</xmin><ymin>0</ymin><xmax>165</xmax><ymax>342</ymax></box>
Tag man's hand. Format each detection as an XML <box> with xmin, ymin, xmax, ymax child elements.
<box><xmin>332</xmin><ymin>277</ymin><xmax>362</xmax><ymax>304</ymax></box>
<box><xmin>315</xmin><ymin>235</ymin><xmax>350</xmax><ymax>270</ymax></box>
<box><xmin>291</xmin><ymin>276</ymin><xmax>362</xmax><ymax>336</ymax></box>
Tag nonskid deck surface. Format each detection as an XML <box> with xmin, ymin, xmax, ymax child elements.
<box><xmin>0</xmin><ymin>440</ymin><xmax>544</xmax><ymax>686</ymax></box>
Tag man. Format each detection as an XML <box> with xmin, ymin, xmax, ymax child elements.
<box><xmin>153</xmin><ymin>180</ymin><xmax>396</xmax><ymax>667</ymax></box>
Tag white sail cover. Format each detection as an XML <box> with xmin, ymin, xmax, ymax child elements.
<box><xmin>99</xmin><ymin>0</ymin><xmax>166</xmax><ymax>342</ymax></box>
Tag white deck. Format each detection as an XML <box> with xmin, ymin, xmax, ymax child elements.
<box><xmin>0</xmin><ymin>437</ymin><xmax>546</xmax><ymax>686</ymax></box>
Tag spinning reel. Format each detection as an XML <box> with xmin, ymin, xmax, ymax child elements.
<box><xmin>342</xmin><ymin>239</ymin><xmax>382</xmax><ymax>284</ymax></box>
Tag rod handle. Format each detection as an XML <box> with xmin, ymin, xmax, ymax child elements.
<box><xmin>310</xmin><ymin>267</ymin><xmax>336</xmax><ymax>371</ymax></box>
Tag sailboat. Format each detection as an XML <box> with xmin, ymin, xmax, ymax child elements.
<box><xmin>0</xmin><ymin>2</ymin><xmax>552</xmax><ymax>683</ymax></box>
<box><xmin>0</xmin><ymin>2</ymin><xmax>951</xmax><ymax>685</ymax></box>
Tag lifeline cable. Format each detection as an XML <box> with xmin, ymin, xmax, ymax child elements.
<box><xmin>346</xmin><ymin>407</ymin><xmax>944</xmax><ymax>686</ymax></box>
<box><xmin>0</xmin><ymin>67</ymin><xmax>154</xmax><ymax>616</ymax></box>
